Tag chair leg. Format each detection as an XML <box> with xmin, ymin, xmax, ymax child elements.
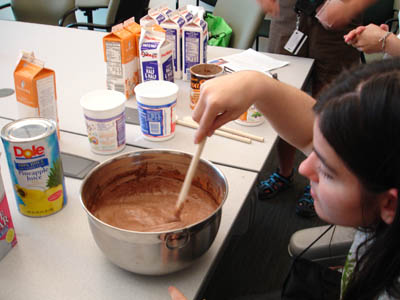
<box><xmin>360</xmin><ymin>52</ymin><xmax>366</xmax><ymax>64</ymax></box>
<box><xmin>255</xmin><ymin>36</ymin><xmax>259</xmax><ymax>51</ymax></box>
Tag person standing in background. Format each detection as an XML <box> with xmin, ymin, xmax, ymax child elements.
<box><xmin>256</xmin><ymin>0</ymin><xmax>362</xmax><ymax>218</ymax></box>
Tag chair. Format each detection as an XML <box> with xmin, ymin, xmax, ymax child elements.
<box><xmin>255</xmin><ymin>18</ymin><xmax>271</xmax><ymax>51</ymax></box>
<box><xmin>212</xmin><ymin>0</ymin><xmax>265</xmax><ymax>49</ymax></box>
<box><xmin>0</xmin><ymin>0</ymin><xmax>76</xmax><ymax>26</ymax></box>
<box><xmin>59</xmin><ymin>0</ymin><xmax>149</xmax><ymax>31</ymax></box>
<box><xmin>288</xmin><ymin>225</ymin><xmax>356</xmax><ymax>267</ymax></box>
<box><xmin>59</xmin><ymin>0</ymin><xmax>120</xmax><ymax>31</ymax></box>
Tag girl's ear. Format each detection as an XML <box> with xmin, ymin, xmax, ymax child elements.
<box><xmin>380</xmin><ymin>188</ymin><xmax>398</xmax><ymax>225</ymax></box>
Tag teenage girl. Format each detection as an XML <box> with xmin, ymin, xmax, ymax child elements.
<box><xmin>169</xmin><ymin>58</ymin><xmax>400</xmax><ymax>299</ymax></box>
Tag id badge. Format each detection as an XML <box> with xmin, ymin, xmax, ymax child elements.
<box><xmin>284</xmin><ymin>29</ymin><xmax>308</xmax><ymax>55</ymax></box>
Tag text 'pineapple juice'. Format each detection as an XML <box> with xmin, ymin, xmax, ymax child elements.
<box><xmin>1</xmin><ymin>118</ymin><xmax>67</xmax><ymax>217</ymax></box>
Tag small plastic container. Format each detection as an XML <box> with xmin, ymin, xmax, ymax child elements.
<box><xmin>235</xmin><ymin>105</ymin><xmax>265</xmax><ymax>127</ymax></box>
<box><xmin>80</xmin><ymin>89</ymin><xmax>126</xmax><ymax>154</ymax></box>
<box><xmin>134</xmin><ymin>80</ymin><xmax>178</xmax><ymax>141</ymax></box>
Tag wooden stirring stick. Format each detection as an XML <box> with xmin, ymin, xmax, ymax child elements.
<box><xmin>175</xmin><ymin>138</ymin><xmax>207</xmax><ymax>217</ymax></box>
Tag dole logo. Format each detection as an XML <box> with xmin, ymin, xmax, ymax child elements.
<box><xmin>14</xmin><ymin>145</ymin><xmax>44</xmax><ymax>159</ymax></box>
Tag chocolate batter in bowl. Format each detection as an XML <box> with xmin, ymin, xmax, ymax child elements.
<box><xmin>80</xmin><ymin>150</ymin><xmax>228</xmax><ymax>275</ymax></box>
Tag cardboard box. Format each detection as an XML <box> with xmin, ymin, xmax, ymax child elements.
<box><xmin>182</xmin><ymin>16</ymin><xmax>208</xmax><ymax>81</ymax></box>
<box><xmin>103</xmin><ymin>24</ymin><xmax>136</xmax><ymax>99</ymax></box>
<box><xmin>14</xmin><ymin>51</ymin><xmax>60</xmax><ymax>137</ymax></box>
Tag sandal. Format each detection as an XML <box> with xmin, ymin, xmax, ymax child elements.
<box><xmin>258</xmin><ymin>170</ymin><xmax>293</xmax><ymax>200</ymax></box>
<box><xmin>295</xmin><ymin>185</ymin><xmax>316</xmax><ymax>218</ymax></box>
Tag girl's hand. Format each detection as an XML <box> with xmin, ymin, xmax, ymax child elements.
<box><xmin>168</xmin><ymin>286</ymin><xmax>187</xmax><ymax>300</ymax></box>
<box><xmin>192</xmin><ymin>71</ymin><xmax>266</xmax><ymax>144</ymax></box>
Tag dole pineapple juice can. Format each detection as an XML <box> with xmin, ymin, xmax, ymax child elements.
<box><xmin>1</xmin><ymin>118</ymin><xmax>67</xmax><ymax>217</ymax></box>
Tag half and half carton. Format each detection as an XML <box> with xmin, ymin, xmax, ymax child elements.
<box><xmin>182</xmin><ymin>16</ymin><xmax>208</xmax><ymax>81</ymax></box>
<box><xmin>161</xmin><ymin>11</ymin><xmax>185</xmax><ymax>79</ymax></box>
<box><xmin>139</xmin><ymin>26</ymin><xmax>174</xmax><ymax>82</ymax></box>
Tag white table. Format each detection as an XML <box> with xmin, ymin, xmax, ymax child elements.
<box><xmin>0</xmin><ymin>117</ymin><xmax>258</xmax><ymax>300</ymax></box>
<box><xmin>0</xmin><ymin>20</ymin><xmax>314</xmax><ymax>172</ymax></box>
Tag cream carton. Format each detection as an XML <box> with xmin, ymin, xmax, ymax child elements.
<box><xmin>103</xmin><ymin>24</ymin><xmax>136</xmax><ymax>99</ymax></box>
<box><xmin>140</xmin><ymin>14</ymin><xmax>156</xmax><ymax>27</ymax></box>
<box><xmin>148</xmin><ymin>8</ymin><xmax>168</xmax><ymax>25</ymax></box>
<box><xmin>178</xmin><ymin>6</ymin><xmax>194</xmax><ymax>24</ymax></box>
<box><xmin>0</xmin><ymin>161</ymin><xmax>17</xmax><ymax>261</ymax></box>
<box><xmin>161</xmin><ymin>11</ymin><xmax>185</xmax><ymax>79</ymax></box>
<box><xmin>158</xmin><ymin>4</ymin><xmax>173</xmax><ymax>17</ymax></box>
<box><xmin>123</xmin><ymin>18</ymin><xmax>141</xmax><ymax>84</ymax></box>
<box><xmin>139</xmin><ymin>26</ymin><xmax>174</xmax><ymax>82</ymax></box>
<box><xmin>182</xmin><ymin>16</ymin><xmax>208</xmax><ymax>81</ymax></box>
<box><xmin>14</xmin><ymin>51</ymin><xmax>60</xmax><ymax>137</ymax></box>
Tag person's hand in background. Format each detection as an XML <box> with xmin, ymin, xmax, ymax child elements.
<box><xmin>256</xmin><ymin>0</ymin><xmax>280</xmax><ymax>16</ymax></box>
<box><xmin>168</xmin><ymin>286</ymin><xmax>187</xmax><ymax>300</ymax></box>
<box><xmin>316</xmin><ymin>0</ymin><xmax>377</xmax><ymax>29</ymax></box>
<box><xmin>344</xmin><ymin>23</ymin><xmax>390</xmax><ymax>54</ymax></box>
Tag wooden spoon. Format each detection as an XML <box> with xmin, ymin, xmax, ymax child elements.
<box><xmin>175</xmin><ymin>138</ymin><xmax>207</xmax><ymax>217</ymax></box>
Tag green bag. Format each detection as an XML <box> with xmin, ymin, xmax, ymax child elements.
<box><xmin>205</xmin><ymin>12</ymin><xmax>232</xmax><ymax>47</ymax></box>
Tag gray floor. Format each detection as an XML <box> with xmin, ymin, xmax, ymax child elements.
<box><xmin>201</xmin><ymin>141</ymin><xmax>326</xmax><ymax>300</ymax></box>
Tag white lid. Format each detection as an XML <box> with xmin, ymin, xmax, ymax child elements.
<box><xmin>134</xmin><ymin>80</ymin><xmax>178</xmax><ymax>99</ymax></box>
<box><xmin>80</xmin><ymin>90</ymin><xmax>125</xmax><ymax>112</ymax></box>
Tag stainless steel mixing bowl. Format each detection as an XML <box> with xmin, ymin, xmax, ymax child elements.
<box><xmin>80</xmin><ymin>149</ymin><xmax>228</xmax><ymax>275</ymax></box>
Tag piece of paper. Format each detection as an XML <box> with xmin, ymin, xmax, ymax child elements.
<box><xmin>208</xmin><ymin>48</ymin><xmax>289</xmax><ymax>74</ymax></box>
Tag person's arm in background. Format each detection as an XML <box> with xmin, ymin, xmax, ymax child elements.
<box><xmin>344</xmin><ymin>23</ymin><xmax>400</xmax><ymax>56</ymax></box>
<box><xmin>192</xmin><ymin>71</ymin><xmax>316</xmax><ymax>155</ymax></box>
<box><xmin>316</xmin><ymin>0</ymin><xmax>377</xmax><ymax>29</ymax></box>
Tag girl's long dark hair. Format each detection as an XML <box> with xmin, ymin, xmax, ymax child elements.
<box><xmin>314</xmin><ymin>58</ymin><xmax>400</xmax><ymax>300</ymax></box>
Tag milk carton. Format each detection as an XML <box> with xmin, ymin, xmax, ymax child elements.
<box><xmin>161</xmin><ymin>11</ymin><xmax>185</xmax><ymax>79</ymax></box>
<box><xmin>0</xmin><ymin>161</ymin><xmax>17</xmax><ymax>261</ymax></box>
<box><xmin>14</xmin><ymin>51</ymin><xmax>60</xmax><ymax>137</ymax></box>
<box><xmin>123</xmin><ymin>18</ymin><xmax>141</xmax><ymax>84</ymax></box>
<box><xmin>103</xmin><ymin>24</ymin><xmax>136</xmax><ymax>99</ymax></box>
<box><xmin>182</xmin><ymin>16</ymin><xmax>208</xmax><ymax>81</ymax></box>
<box><xmin>139</xmin><ymin>27</ymin><xmax>174</xmax><ymax>82</ymax></box>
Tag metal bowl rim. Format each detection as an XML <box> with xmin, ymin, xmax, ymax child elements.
<box><xmin>79</xmin><ymin>148</ymin><xmax>229</xmax><ymax>235</ymax></box>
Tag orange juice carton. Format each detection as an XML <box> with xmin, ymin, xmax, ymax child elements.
<box><xmin>178</xmin><ymin>6</ymin><xmax>194</xmax><ymax>24</ymax></box>
<box><xmin>14</xmin><ymin>51</ymin><xmax>60</xmax><ymax>137</ymax></box>
<box><xmin>103</xmin><ymin>24</ymin><xmax>136</xmax><ymax>99</ymax></box>
<box><xmin>182</xmin><ymin>16</ymin><xmax>208</xmax><ymax>81</ymax></box>
<box><xmin>139</xmin><ymin>26</ymin><xmax>174</xmax><ymax>82</ymax></box>
<box><xmin>0</xmin><ymin>160</ymin><xmax>17</xmax><ymax>261</ymax></box>
<box><xmin>123</xmin><ymin>17</ymin><xmax>141</xmax><ymax>85</ymax></box>
<box><xmin>161</xmin><ymin>11</ymin><xmax>185</xmax><ymax>79</ymax></box>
